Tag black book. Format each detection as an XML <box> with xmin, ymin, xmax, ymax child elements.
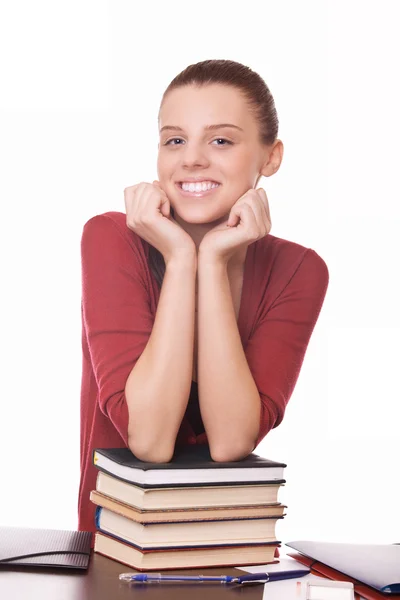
<box><xmin>0</xmin><ymin>526</ymin><xmax>92</xmax><ymax>569</ymax></box>
<box><xmin>93</xmin><ymin>445</ymin><xmax>286</xmax><ymax>488</ymax></box>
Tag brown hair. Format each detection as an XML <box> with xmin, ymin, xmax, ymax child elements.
<box><xmin>149</xmin><ymin>59</ymin><xmax>279</xmax><ymax>288</ymax></box>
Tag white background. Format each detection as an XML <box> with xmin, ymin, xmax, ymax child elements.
<box><xmin>1</xmin><ymin>0</ymin><xmax>399</xmax><ymax>545</ymax></box>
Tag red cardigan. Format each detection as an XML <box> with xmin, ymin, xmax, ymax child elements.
<box><xmin>79</xmin><ymin>211</ymin><xmax>329</xmax><ymax>535</ymax></box>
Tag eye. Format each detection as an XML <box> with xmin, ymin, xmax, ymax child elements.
<box><xmin>164</xmin><ymin>138</ymin><xmax>185</xmax><ymax>146</ymax></box>
<box><xmin>211</xmin><ymin>138</ymin><xmax>233</xmax><ymax>146</ymax></box>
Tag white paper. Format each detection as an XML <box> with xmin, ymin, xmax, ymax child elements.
<box><xmin>237</xmin><ymin>556</ymin><xmax>337</xmax><ymax>600</ymax></box>
<box><xmin>307</xmin><ymin>580</ymin><xmax>354</xmax><ymax>600</ymax></box>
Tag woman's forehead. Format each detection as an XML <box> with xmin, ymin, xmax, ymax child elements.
<box><xmin>159</xmin><ymin>84</ymin><xmax>253</xmax><ymax>129</ymax></box>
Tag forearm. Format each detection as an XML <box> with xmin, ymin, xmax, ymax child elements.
<box><xmin>125</xmin><ymin>254</ymin><xmax>197</xmax><ymax>462</ymax></box>
<box><xmin>197</xmin><ymin>255</ymin><xmax>261</xmax><ymax>462</ymax></box>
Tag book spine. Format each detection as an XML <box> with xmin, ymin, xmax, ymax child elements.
<box><xmin>94</xmin><ymin>506</ymin><xmax>102</xmax><ymax>530</ymax></box>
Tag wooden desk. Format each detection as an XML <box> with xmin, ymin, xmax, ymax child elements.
<box><xmin>0</xmin><ymin>552</ymin><xmax>265</xmax><ymax>599</ymax></box>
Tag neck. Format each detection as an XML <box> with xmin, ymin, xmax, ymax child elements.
<box><xmin>172</xmin><ymin>213</ymin><xmax>223</xmax><ymax>251</ymax></box>
<box><xmin>173</xmin><ymin>212</ymin><xmax>248</xmax><ymax>270</ymax></box>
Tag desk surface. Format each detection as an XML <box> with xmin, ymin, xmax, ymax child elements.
<box><xmin>0</xmin><ymin>552</ymin><xmax>265</xmax><ymax>600</ymax></box>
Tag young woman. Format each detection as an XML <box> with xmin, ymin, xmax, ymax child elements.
<box><xmin>78</xmin><ymin>59</ymin><xmax>329</xmax><ymax>533</ymax></box>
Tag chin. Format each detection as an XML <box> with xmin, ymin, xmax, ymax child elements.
<box><xmin>174</xmin><ymin>210</ymin><xmax>228</xmax><ymax>227</ymax></box>
<box><xmin>170</xmin><ymin>197</ymin><xmax>230</xmax><ymax>225</ymax></box>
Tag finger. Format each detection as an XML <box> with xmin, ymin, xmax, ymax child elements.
<box><xmin>153</xmin><ymin>182</ymin><xmax>171</xmax><ymax>216</ymax></box>
<box><xmin>160</xmin><ymin>194</ymin><xmax>170</xmax><ymax>217</ymax></box>
<box><xmin>228</xmin><ymin>190</ymin><xmax>261</xmax><ymax>225</ymax></box>
<box><xmin>256</xmin><ymin>188</ymin><xmax>271</xmax><ymax>228</ymax></box>
<box><xmin>256</xmin><ymin>187</ymin><xmax>269</xmax><ymax>216</ymax></box>
<box><xmin>143</xmin><ymin>182</ymin><xmax>170</xmax><ymax>218</ymax></box>
<box><xmin>153</xmin><ymin>180</ymin><xmax>167</xmax><ymax>194</ymax></box>
<box><xmin>244</xmin><ymin>196</ymin><xmax>268</xmax><ymax>237</ymax></box>
<box><xmin>229</xmin><ymin>195</ymin><xmax>268</xmax><ymax>239</ymax></box>
<box><xmin>228</xmin><ymin>203</ymin><xmax>258</xmax><ymax>237</ymax></box>
<box><xmin>124</xmin><ymin>183</ymin><xmax>140</xmax><ymax>193</ymax></box>
<box><xmin>227</xmin><ymin>190</ymin><xmax>252</xmax><ymax>226</ymax></box>
<box><xmin>127</xmin><ymin>182</ymin><xmax>148</xmax><ymax>219</ymax></box>
<box><xmin>252</xmin><ymin>189</ymin><xmax>271</xmax><ymax>237</ymax></box>
<box><xmin>151</xmin><ymin>181</ymin><xmax>171</xmax><ymax>216</ymax></box>
<box><xmin>124</xmin><ymin>183</ymin><xmax>140</xmax><ymax>201</ymax></box>
<box><xmin>240</xmin><ymin>203</ymin><xmax>260</xmax><ymax>240</ymax></box>
<box><xmin>227</xmin><ymin>206</ymin><xmax>240</xmax><ymax>227</ymax></box>
<box><xmin>124</xmin><ymin>183</ymin><xmax>140</xmax><ymax>213</ymax></box>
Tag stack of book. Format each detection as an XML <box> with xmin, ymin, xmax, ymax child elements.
<box><xmin>91</xmin><ymin>445</ymin><xmax>287</xmax><ymax>570</ymax></box>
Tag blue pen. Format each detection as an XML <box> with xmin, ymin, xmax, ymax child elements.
<box><xmin>119</xmin><ymin>568</ymin><xmax>310</xmax><ymax>584</ymax></box>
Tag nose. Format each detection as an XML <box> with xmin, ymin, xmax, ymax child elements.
<box><xmin>181</xmin><ymin>142</ymin><xmax>210</xmax><ymax>169</ymax></box>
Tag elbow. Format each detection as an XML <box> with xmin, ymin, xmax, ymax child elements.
<box><xmin>208</xmin><ymin>414</ymin><xmax>261</xmax><ymax>463</ymax></box>
<box><xmin>127</xmin><ymin>436</ymin><xmax>175</xmax><ymax>464</ymax></box>
<box><xmin>209</xmin><ymin>441</ymin><xmax>255</xmax><ymax>463</ymax></box>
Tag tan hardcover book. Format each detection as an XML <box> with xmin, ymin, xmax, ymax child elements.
<box><xmin>94</xmin><ymin>532</ymin><xmax>279</xmax><ymax>570</ymax></box>
<box><xmin>96</xmin><ymin>471</ymin><xmax>283</xmax><ymax>510</ymax></box>
<box><xmin>95</xmin><ymin>506</ymin><xmax>281</xmax><ymax>548</ymax></box>
<box><xmin>90</xmin><ymin>490</ymin><xmax>287</xmax><ymax>522</ymax></box>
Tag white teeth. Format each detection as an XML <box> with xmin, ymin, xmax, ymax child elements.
<box><xmin>181</xmin><ymin>181</ymin><xmax>219</xmax><ymax>192</ymax></box>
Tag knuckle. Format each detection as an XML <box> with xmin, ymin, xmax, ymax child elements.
<box><xmin>126</xmin><ymin>217</ymin><xmax>137</xmax><ymax>229</ymax></box>
<box><xmin>140</xmin><ymin>213</ymin><xmax>153</xmax><ymax>226</ymax></box>
<box><xmin>124</xmin><ymin>184</ymin><xmax>137</xmax><ymax>195</ymax></box>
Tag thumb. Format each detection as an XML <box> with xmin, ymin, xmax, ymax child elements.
<box><xmin>227</xmin><ymin>206</ymin><xmax>241</xmax><ymax>227</ymax></box>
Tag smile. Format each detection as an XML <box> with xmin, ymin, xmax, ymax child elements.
<box><xmin>180</xmin><ymin>181</ymin><xmax>219</xmax><ymax>192</ymax></box>
<box><xmin>176</xmin><ymin>180</ymin><xmax>221</xmax><ymax>197</ymax></box>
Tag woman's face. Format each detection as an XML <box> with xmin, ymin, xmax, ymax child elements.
<box><xmin>157</xmin><ymin>84</ymin><xmax>270</xmax><ymax>225</ymax></box>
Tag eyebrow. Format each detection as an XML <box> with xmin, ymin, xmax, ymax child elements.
<box><xmin>159</xmin><ymin>123</ymin><xmax>244</xmax><ymax>133</ymax></box>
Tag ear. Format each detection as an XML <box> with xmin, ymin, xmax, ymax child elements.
<box><xmin>260</xmin><ymin>139</ymin><xmax>284</xmax><ymax>178</ymax></box>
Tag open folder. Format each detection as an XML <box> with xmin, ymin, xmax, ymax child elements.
<box><xmin>286</xmin><ymin>540</ymin><xmax>400</xmax><ymax>599</ymax></box>
<box><xmin>0</xmin><ymin>526</ymin><xmax>92</xmax><ymax>569</ymax></box>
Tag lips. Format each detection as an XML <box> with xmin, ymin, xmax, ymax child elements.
<box><xmin>176</xmin><ymin>176</ymin><xmax>220</xmax><ymax>184</ymax></box>
<box><xmin>178</xmin><ymin>179</ymin><xmax>220</xmax><ymax>183</ymax></box>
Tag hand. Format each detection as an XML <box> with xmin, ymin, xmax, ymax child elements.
<box><xmin>124</xmin><ymin>181</ymin><xmax>196</xmax><ymax>264</ymax></box>
<box><xmin>198</xmin><ymin>188</ymin><xmax>271</xmax><ymax>264</ymax></box>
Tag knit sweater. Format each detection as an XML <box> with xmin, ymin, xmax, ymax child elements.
<box><xmin>79</xmin><ymin>211</ymin><xmax>329</xmax><ymax>535</ymax></box>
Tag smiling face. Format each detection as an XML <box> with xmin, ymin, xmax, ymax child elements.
<box><xmin>157</xmin><ymin>84</ymin><xmax>273</xmax><ymax>227</ymax></box>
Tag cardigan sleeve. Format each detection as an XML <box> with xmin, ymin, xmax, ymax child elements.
<box><xmin>81</xmin><ymin>214</ymin><xmax>155</xmax><ymax>445</ymax></box>
<box><xmin>245</xmin><ymin>249</ymin><xmax>329</xmax><ymax>447</ymax></box>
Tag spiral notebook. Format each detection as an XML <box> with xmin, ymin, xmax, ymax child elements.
<box><xmin>0</xmin><ymin>526</ymin><xmax>92</xmax><ymax>569</ymax></box>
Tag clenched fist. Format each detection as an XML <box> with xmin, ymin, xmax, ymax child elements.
<box><xmin>124</xmin><ymin>181</ymin><xmax>196</xmax><ymax>264</ymax></box>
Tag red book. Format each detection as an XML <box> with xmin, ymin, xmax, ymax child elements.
<box><xmin>287</xmin><ymin>552</ymin><xmax>392</xmax><ymax>600</ymax></box>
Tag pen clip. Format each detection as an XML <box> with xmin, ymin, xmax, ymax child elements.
<box><xmin>236</xmin><ymin>572</ymin><xmax>270</xmax><ymax>585</ymax></box>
